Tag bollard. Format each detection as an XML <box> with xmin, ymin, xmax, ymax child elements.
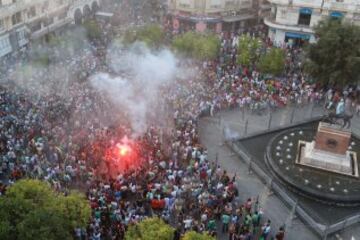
<box><xmin>310</xmin><ymin>102</ymin><xmax>315</xmax><ymax>118</ymax></box>
<box><xmin>244</xmin><ymin>119</ymin><xmax>249</xmax><ymax>136</ymax></box>
<box><xmin>290</xmin><ymin>108</ymin><xmax>296</xmax><ymax>124</ymax></box>
<box><xmin>268</xmin><ymin>112</ymin><xmax>272</xmax><ymax>130</ymax></box>
<box><xmin>248</xmin><ymin>161</ymin><xmax>252</xmax><ymax>174</ymax></box>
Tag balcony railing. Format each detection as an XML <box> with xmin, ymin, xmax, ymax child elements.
<box><xmin>264</xmin><ymin>16</ymin><xmax>314</xmax><ymax>33</ymax></box>
<box><xmin>31</xmin><ymin>18</ymin><xmax>72</xmax><ymax>39</ymax></box>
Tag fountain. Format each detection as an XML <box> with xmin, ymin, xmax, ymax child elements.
<box><xmin>266</xmin><ymin>122</ymin><xmax>360</xmax><ymax>206</ymax></box>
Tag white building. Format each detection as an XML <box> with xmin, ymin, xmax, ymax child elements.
<box><xmin>264</xmin><ymin>0</ymin><xmax>360</xmax><ymax>46</ymax></box>
<box><xmin>0</xmin><ymin>0</ymin><xmax>101</xmax><ymax>58</ymax></box>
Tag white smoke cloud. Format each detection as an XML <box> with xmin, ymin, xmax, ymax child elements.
<box><xmin>89</xmin><ymin>43</ymin><xmax>179</xmax><ymax>136</ymax></box>
<box><xmin>224</xmin><ymin>125</ymin><xmax>240</xmax><ymax>141</ymax></box>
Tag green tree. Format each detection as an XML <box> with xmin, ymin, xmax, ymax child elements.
<box><xmin>125</xmin><ymin>217</ymin><xmax>174</xmax><ymax>240</ymax></box>
<box><xmin>172</xmin><ymin>32</ymin><xmax>220</xmax><ymax>60</ymax></box>
<box><xmin>172</xmin><ymin>31</ymin><xmax>196</xmax><ymax>56</ymax></box>
<box><xmin>58</xmin><ymin>191</ymin><xmax>92</xmax><ymax>229</ymax></box>
<box><xmin>17</xmin><ymin>208</ymin><xmax>72</xmax><ymax>240</ymax></box>
<box><xmin>305</xmin><ymin>19</ymin><xmax>360</xmax><ymax>86</ymax></box>
<box><xmin>83</xmin><ymin>20</ymin><xmax>102</xmax><ymax>40</ymax></box>
<box><xmin>182</xmin><ymin>231</ymin><xmax>215</xmax><ymax>240</ymax></box>
<box><xmin>259</xmin><ymin>48</ymin><xmax>285</xmax><ymax>76</ymax></box>
<box><xmin>122</xmin><ymin>24</ymin><xmax>165</xmax><ymax>48</ymax></box>
<box><xmin>0</xmin><ymin>179</ymin><xmax>90</xmax><ymax>240</ymax></box>
<box><xmin>237</xmin><ymin>35</ymin><xmax>262</xmax><ymax>67</ymax></box>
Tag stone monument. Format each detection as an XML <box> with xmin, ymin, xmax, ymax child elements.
<box><xmin>297</xmin><ymin>122</ymin><xmax>358</xmax><ymax>177</ymax></box>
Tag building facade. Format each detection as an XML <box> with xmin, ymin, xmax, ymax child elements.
<box><xmin>0</xmin><ymin>0</ymin><xmax>101</xmax><ymax>59</ymax></box>
<box><xmin>167</xmin><ymin>0</ymin><xmax>258</xmax><ymax>33</ymax></box>
<box><xmin>264</xmin><ymin>0</ymin><xmax>360</xmax><ymax>46</ymax></box>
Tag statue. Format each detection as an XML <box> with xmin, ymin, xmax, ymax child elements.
<box><xmin>324</xmin><ymin>99</ymin><xmax>353</xmax><ymax>129</ymax></box>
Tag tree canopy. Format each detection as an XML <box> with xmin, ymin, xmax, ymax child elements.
<box><xmin>122</xmin><ymin>24</ymin><xmax>165</xmax><ymax>48</ymax></box>
<box><xmin>83</xmin><ymin>20</ymin><xmax>102</xmax><ymax>41</ymax></box>
<box><xmin>125</xmin><ymin>217</ymin><xmax>174</xmax><ymax>240</ymax></box>
<box><xmin>172</xmin><ymin>31</ymin><xmax>220</xmax><ymax>60</ymax></box>
<box><xmin>182</xmin><ymin>231</ymin><xmax>216</xmax><ymax>240</ymax></box>
<box><xmin>258</xmin><ymin>48</ymin><xmax>285</xmax><ymax>76</ymax></box>
<box><xmin>0</xmin><ymin>179</ymin><xmax>91</xmax><ymax>240</ymax></box>
<box><xmin>236</xmin><ymin>35</ymin><xmax>262</xmax><ymax>67</ymax></box>
<box><xmin>305</xmin><ymin>19</ymin><xmax>360</xmax><ymax>86</ymax></box>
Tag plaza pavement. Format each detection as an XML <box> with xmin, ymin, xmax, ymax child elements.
<box><xmin>198</xmin><ymin>104</ymin><xmax>360</xmax><ymax>240</ymax></box>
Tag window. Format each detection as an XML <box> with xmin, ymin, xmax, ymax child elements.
<box><xmin>225</xmin><ymin>0</ymin><xmax>234</xmax><ymax>8</ymax></box>
<box><xmin>58</xmin><ymin>11</ymin><xmax>67</xmax><ymax>20</ymax></box>
<box><xmin>210</xmin><ymin>0</ymin><xmax>221</xmax><ymax>8</ymax></box>
<box><xmin>12</xmin><ymin>12</ymin><xmax>22</xmax><ymax>25</ymax></box>
<box><xmin>42</xmin><ymin>1</ymin><xmax>49</xmax><ymax>13</ymax></box>
<box><xmin>43</xmin><ymin>17</ymin><xmax>54</xmax><ymax>27</ymax></box>
<box><xmin>17</xmin><ymin>30</ymin><xmax>26</xmax><ymax>41</ymax></box>
<box><xmin>194</xmin><ymin>0</ymin><xmax>204</xmax><ymax>9</ymax></box>
<box><xmin>178</xmin><ymin>0</ymin><xmax>190</xmax><ymax>8</ymax></box>
<box><xmin>298</xmin><ymin>8</ymin><xmax>312</xmax><ymax>26</ymax></box>
<box><xmin>28</xmin><ymin>6</ymin><xmax>36</xmax><ymax>18</ymax></box>
<box><xmin>31</xmin><ymin>22</ymin><xmax>41</xmax><ymax>32</ymax></box>
<box><xmin>0</xmin><ymin>36</ymin><xmax>12</xmax><ymax>56</ymax></box>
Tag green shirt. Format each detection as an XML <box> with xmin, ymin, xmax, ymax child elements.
<box><xmin>222</xmin><ymin>214</ymin><xmax>230</xmax><ymax>224</ymax></box>
<box><xmin>207</xmin><ymin>219</ymin><xmax>216</xmax><ymax>230</ymax></box>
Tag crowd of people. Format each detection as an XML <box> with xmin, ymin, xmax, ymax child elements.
<box><xmin>0</xmin><ymin>11</ymin><xmax>360</xmax><ymax>240</ymax></box>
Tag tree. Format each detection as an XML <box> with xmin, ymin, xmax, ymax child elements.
<box><xmin>83</xmin><ymin>20</ymin><xmax>102</xmax><ymax>40</ymax></box>
<box><xmin>0</xmin><ymin>179</ymin><xmax>90</xmax><ymax>240</ymax></box>
<box><xmin>122</xmin><ymin>24</ymin><xmax>165</xmax><ymax>48</ymax></box>
<box><xmin>172</xmin><ymin>31</ymin><xmax>196</xmax><ymax>56</ymax></box>
<box><xmin>172</xmin><ymin>32</ymin><xmax>220</xmax><ymax>60</ymax></box>
<box><xmin>258</xmin><ymin>48</ymin><xmax>285</xmax><ymax>76</ymax></box>
<box><xmin>125</xmin><ymin>217</ymin><xmax>174</xmax><ymax>240</ymax></box>
<box><xmin>17</xmin><ymin>208</ymin><xmax>72</xmax><ymax>240</ymax></box>
<box><xmin>305</xmin><ymin>19</ymin><xmax>360</xmax><ymax>86</ymax></box>
<box><xmin>58</xmin><ymin>191</ymin><xmax>92</xmax><ymax>229</ymax></box>
<box><xmin>182</xmin><ymin>231</ymin><xmax>215</xmax><ymax>240</ymax></box>
<box><xmin>236</xmin><ymin>35</ymin><xmax>262</xmax><ymax>67</ymax></box>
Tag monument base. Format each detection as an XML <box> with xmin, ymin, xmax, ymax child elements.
<box><xmin>297</xmin><ymin>141</ymin><xmax>358</xmax><ymax>177</ymax></box>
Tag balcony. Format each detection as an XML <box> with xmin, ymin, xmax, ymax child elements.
<box><xmin>266</xmin><ymin>0</ymin><xmax>322</xmax><ymax>8</ymax></box>
<box><xmin>265</xmin><ymin>0</ymin><xmax>293</xmax><ymax>5</ymax></box>
<box><xmin>264</xmin><ymin>15</ymin><xmax>314</xmax><ymax>34</ymax></box>
<box><xmin>31</xmin><ymin>18</ymin><xmax>72</xmax><ymax>39</ymax></box>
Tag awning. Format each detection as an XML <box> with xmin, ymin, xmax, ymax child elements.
<box><xmin>299</xmin><ymin>8</ymin><xmax>312</xmax><ymax>15</ymax></box>
<box><xmin>330</xmin><ymin>11</ymin><xmax>344</xmax><ymax>18</ymax></box>
<box><xmin>95</xmin><ymin>12</ymin><xmax>114</xmax><ymax>18</ymax></box>
<box><xmin>285</xmin><ymin>32</ymin><xmax>310</xmax><ymax>40</ymax></box>
<box><xmin>176</xmin><ymin>15</ymin><xmax>222</xmax><ymax>23</ymax></box>
<box><xmin>222</xmin><ymin>14</ymin><xmax>255</xmax><ymax>22</ymax></box>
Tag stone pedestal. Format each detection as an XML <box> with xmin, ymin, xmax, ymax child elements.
<box><xmin>297</xmin><ymin>122</ymin><xmax>358</xmax><ymax>177</ymax></box>
<box><xmin>299</xmin><ymin>141</ymin><xmax>353</xmax><ymax>175</ymax></box>
<box><xmin>314</xmin><ymin>122</ymin><xmax>351</xmax><ymax>155</ymax></box>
